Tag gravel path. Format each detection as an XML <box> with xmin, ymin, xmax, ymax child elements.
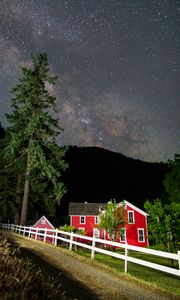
<box><xmin>3</xmin><ymin>231</ymin><xmax>179</xmax><ymax>300</ymax></box>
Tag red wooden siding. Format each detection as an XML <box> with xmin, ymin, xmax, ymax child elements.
<box><xmin>32</xmin><ymin>216</ymin><xmax>54</xmax><ymax>243</ymax></box>
<box><xmin>71</xmin><ymin>215</ymin><xmax>99</xmax><ymax>237</ymax></box>
<box><xmin>118</xmin><ymin>204</ymin><xmax>148</xmax><ymax>247</ymax></box>
<box><xmin>70</xmin><ymin>201</ymin><xmax>149</xmax><ymax>247</ymax></box>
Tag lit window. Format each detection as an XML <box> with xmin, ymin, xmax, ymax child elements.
<box><xmin>128</xmin><ymin>211</ymin><xmax>134</xmax><ymax>224</ymax></box>
<box><xmin>80</xmin><ymin>216</ymin><xmax>86</xmax><ymax>224</ymax></box>
<box><xmin>120</xmin><ymin>228</ymin><xmax>126</xmax><ymax>242</ymax></box>
<box><xmin>95</xmin><ymin>216</ymin><xmax>100</xmax><ymax>224</ymax></box>
<box><xmin>138</xmin><ymin>229</ymin><xmax>145</xmax><ymax>242</ymax></box>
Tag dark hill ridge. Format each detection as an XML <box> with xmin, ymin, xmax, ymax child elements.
<box><xmin>59</xmin><ymin>146</ymin><xmax>168</xmax><ymax>217</ymax></box>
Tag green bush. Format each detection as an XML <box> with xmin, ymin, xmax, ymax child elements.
<box><xmin>59</xmin><ymin>225</ymin><xmax>86</xmax><ymax>236</ymax></box>
<box><xmin>75</xmin><ymin>228</ymin><xmax>86</xmax><ymax>235</ymax></box>
<box><xmin>148</xmin><ymin>243</ymin><xmax>168</xmax><ymax>252</ymax></box>
<box><xmin>59</xmin><ymin>224</ymin><xmax>76</xmax><ymax>232</ymax></box>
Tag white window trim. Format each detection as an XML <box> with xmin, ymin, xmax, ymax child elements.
<box><xmin>80</xmin><ymin>216</ymin><xmax>86</xmax><ymax>224</ymax></box>
<box><xmin>95</xmin><ymin>216</ymin><xmax>100</xmax><ymax>224</ymax></box>
<box><xmin>120</xmin><ymin>228</ymin><xmax>126</xmax><ymax>242</ymax></box>
<box><xmin>128</xmin><ymin>210</ymin><xmax>135</xmax><ymax>224</ymax></box>
<box><xmin>138</xmin><ymin>228</ymin><xmax>145</xmax><ymax>242</ymax></box>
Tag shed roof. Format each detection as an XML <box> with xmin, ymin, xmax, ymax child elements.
<box><xmin>32</xmin><ymin>215</ymin><xmax>55</xmax><ymax>228</ymax></box>
<box><xmin>69</xmin><ymin>202</ymin><xmax>107</xmax><ymax>215</ymax></box>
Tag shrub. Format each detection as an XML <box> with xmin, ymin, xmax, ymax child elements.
<box><xmin>59</xmin><ymin>224</ymin><xmax>76</xmax><ymax>232</ymax></box>
<box><xmin>75</xmin><ymin>229</ymin><xmax>86</xmax><ymax>236</ymax></box>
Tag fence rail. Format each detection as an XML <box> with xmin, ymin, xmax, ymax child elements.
<box><xmin>0</xmin><ymin>223</ymin><xmax>180</xmax><ymax>277</ymax></box>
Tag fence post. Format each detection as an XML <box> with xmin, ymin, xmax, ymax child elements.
<box><xmin>23</xmin><ymin>226</ymin><xmax>26</xmax><ymax>236</ymax></box>
<box><xmin>69</xmin><ymin>232</ymin><xmax>73</xmax><ymax>251</ymax></box>
<box><xmin>28</xmin><ymin>227</ymin><xmax>32</xmax><ymax>238</ymax></box>
<box><xmin>178</xmin><ymin>251</ymin><xmax>180</xmax><ymax>270</ymax></box>
<box><xmin>15</xmin><ymin>225</ymin><xmax>19</xmax><ymax>233</ymax></box>
<box><xmin>125</xmin><ymin>243</ymin><xmax>128</xmax><ymax>273</ymax></box>
<box><xmin>35</xmin><ymin>228</ymin><xmax>38</xmax><ymax>240</ymax></box>
<box><xmin>18</xmin><ymin>225</ymin><xmax>21</xmax><ymax>234</ymax></box>
<box><xmin>91</xmin><ymin>236</ymin><xmax>96</xmax><ymax>260</ymax></box>
<box><xmin>44</xmin><ymin>228</ymin><xmax>47</xmax><ymax>243</ymax></box>
<box><xmin>54</xmin><ymin>229</ymin><xmax>58</xmax><ymax>246</ymax></box>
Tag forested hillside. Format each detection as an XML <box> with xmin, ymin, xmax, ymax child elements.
<box><xmin>58</xmin><ymin>146</ymin><xmax>168</xmax><ymax>218</ymax></box>
<box><xmin>0</xmin><ymin>121</ymin><xmax>169</xmax><ymax>224</ymax></box>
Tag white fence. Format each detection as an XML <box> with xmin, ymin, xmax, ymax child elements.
<box><xmin>0</xmin><ymin>223</ymin><xmax>180</xmax><ymax>277</ymax></box>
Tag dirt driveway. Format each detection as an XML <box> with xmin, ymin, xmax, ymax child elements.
<box><xmin>2</xmin><ymin>230</ymin><xmax>179</xmax><ymax>300</ymax></box>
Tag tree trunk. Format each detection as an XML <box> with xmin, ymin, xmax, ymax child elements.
<box><xmin>20</xmin><ymin>156</ymin><xmax>31</xmax><ymax>226</ymax></box>
<box><xmin>14</xmin><ymin>210</ymin><xmax>20</xmax><ymax>225</ymax></box>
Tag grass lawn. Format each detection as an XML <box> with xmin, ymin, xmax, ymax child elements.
<box><xmin>68</xmin><ymin>245</ymin><xmax>180</xmax><ymax>296</ymax></box>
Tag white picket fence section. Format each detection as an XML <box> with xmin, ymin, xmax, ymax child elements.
<box><xmin>0</xmin><ymin>223</ymin><xmax>180</xmax><ymax>277</ymax></box>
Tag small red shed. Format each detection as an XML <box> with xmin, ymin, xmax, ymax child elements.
<box><xmin>31</xmin><ymin>216</ymin><xmax>55</xmax><ymax>243</ymax></box>
<box><xmin>69</xmin><ymin>201</ymin><xmax>149</xmax><ymax>247</ymax></box>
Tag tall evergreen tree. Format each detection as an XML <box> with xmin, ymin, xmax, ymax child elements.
<box><xmin>4</xmin><ymin>53</ymin><xmax>68</xmax><ymax>225</ymax></box>
<box><xmin>0</xmin><ymin>128</ymin><xmax>21</xmax><ymax>223</ymax></box>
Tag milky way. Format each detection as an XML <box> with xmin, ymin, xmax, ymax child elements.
<box><xmin>0</xmin><ymin>0</ymin><xmax>179</xmax><ymax>162</ymax></box>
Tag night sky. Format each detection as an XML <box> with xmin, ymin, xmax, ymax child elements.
<box><xmin>0</xmin><ymin>0</ymin><xmax>179</xmax><ymax>162</ymax></box>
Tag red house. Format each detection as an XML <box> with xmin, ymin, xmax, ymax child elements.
<box><xmin>31</xmin><ymin>216</ymin><xmax>55</xmax><ymax>243</ymax></box>
<box><xmin>69</xmin><ymin>201</ymin><xmax>149</xmax><ymax>247</ymax></box>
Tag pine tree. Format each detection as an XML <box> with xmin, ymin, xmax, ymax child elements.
<box><xmin>0</xmin><ymin>128</ymin><xmax>22</xmax><ymax>223</ymax></box>
<box><xmin>4</xmin><ymin>53</ymin><xmax>68</xmax><ymax>225</ymax></box>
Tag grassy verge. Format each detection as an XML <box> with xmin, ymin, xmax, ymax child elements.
<box><xmin>68</xmin><ymin>245</ymin><xmax>180</xmax><ymax>296</ymax></box>
<box><xmin>0</xmin><ymin>233</ymin><xmax>67</xmax><ymax>300</ymax></box>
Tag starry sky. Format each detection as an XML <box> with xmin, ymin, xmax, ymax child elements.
<box><xmin>0</xmin><ymin>0</ymin><xmax>179</xmax><ymax>162</ymax></box>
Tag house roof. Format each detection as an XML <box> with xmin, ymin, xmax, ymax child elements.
<box><xmin>117</xmin><ymin>200</ymin><xmax>148</xmax><ymax>216</ymax></box>
<box><xmin>32</xmin><ymin>215</ymin><xmax>55</xmax><ymax>228</ymax></box>
<box><xmin>69</xmin><ymin>202</ymin><xmax>107</xmax><ymax>215</ymax></box>
<box><xmin>69</xmin><ymin>200</ymin><xmax>148</xmax><ymax>217</ymax></box>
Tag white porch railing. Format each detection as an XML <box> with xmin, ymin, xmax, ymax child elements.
<box><xmin>0</xmin><ymin>223</ymin><xmax>180</xmax><ymax>277</ymax></box>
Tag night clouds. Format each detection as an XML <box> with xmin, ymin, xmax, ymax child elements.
<box><xmin>0</xmin><ymin>0</ymin><xmax>179</xmax><ymax>161</ymax></box>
